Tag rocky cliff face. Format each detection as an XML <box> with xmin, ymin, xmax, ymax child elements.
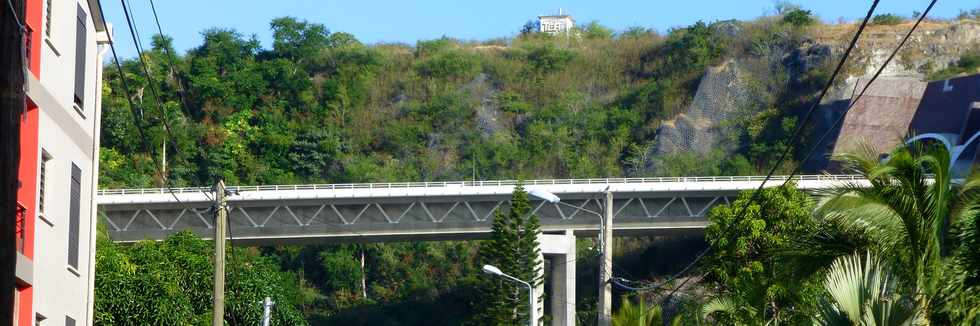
<box><xmin>651</xmin><ymin>60</ymin><xmax>755</xmax><ymax>155</ymax></box>
<box><xmin>645</xmin><ymin>19</ymin><xmax>980</xmax><ymax>172</ymax></box>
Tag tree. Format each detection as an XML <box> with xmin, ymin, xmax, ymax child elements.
<box><xmin>520</xmin><ymin>20</ymin><xmax>538</xmax><ymax>35</ymax></box>
<box><xmin>783</xmin><ymin>9</ymin><xmax>816</xmax><ymax>27</ymax></box>
<box><xmin>814</xmin><ymin>143</ymin><xmax>980</xmax><ymax>324</ymax></box>
<box><xmin>270</xmin><ymin>17</ymin><xmax>330</xmax><ymax>63</ymax></box>
<box><xmin>582</xmin><ymin>21</ymin><xmax>614</xmax><ymax>39</ymax></box>
<box><xmin>814</xmin><ymin>251</ymin><xmax>919</xmax><ymax>326</ymax></box>
<box><xmin>94</xmin><ymin>230</ymin><xmax>308</xmax><ymax>325</ymax></box>
<box><xmin>702</xmin><ymin>184</ymin><xmax>821</xmax><ymax>325</ymax></box>
<box><xmin>473</xmin><ymin>184</ymin><xmax>543</xmax><ymax>325</ymax></box>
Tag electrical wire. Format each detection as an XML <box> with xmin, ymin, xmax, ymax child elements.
<box><xmin>147</xmin><ymin>0</ymin><xmax>193</xmax><ymax>118</ymax></box>
<box><xmin>611</xmin><ymin>0</ymin><xmax>883</xmax><ymax>293</ymax></box>
<box><xmin>786</xmin><ymin>0</ymin><xmax>939</xmax><ymax>183</ymax></box>
<box><xmin>118</xmin><ymin>0</ymin><xmax>181</xmax><ymax>155</ymax></box>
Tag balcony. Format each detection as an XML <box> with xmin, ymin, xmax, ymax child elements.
<box><xmin>15</xmin><ymin>201</ymin><xmax>26</xmax><ymax>254</ymax></box>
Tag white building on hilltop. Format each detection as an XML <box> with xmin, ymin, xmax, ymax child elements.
<box><xmin>538</xmin><ymin>9</ymin><xmax>575</xmax><ymax>35</ymax></box>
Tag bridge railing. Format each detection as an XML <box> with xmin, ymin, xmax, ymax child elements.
<box><xmin>98</xmin><ymin>174</ymin><xmax>865</xmax><ymax>196</ymax></box>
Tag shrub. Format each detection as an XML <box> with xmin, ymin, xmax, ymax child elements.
<box><xmin>871</xmin><ymin>13</ymin><xmax>904</xmax><ymax>25</ymax></box>
<box><xmin>782</xmin><ymin>9</ymin><xmax>815</xmax><ymax>27</ymax></box>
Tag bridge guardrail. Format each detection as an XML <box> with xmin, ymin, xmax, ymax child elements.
<box><xmin>98</xmin><ymin>174</ymin><xmax>866</xmax><ymax>196</ymax></box>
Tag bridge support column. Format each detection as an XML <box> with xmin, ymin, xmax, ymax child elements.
<box><xmin>539</xmin><ymin>230</ymin><xmax>576</xmax><ymax>326</ymax></box>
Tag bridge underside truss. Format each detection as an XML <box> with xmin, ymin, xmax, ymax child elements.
<box><xmin>101</xmin><ymin>193</ymin><xmax>733</xmax><ymax>244</ymax></box>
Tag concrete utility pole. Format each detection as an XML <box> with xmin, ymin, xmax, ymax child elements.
<box><xmin>597</xmin><ymin>190</ymin><xmax>614</xmax><ymax>326</ymax></box>
<box><xmin>212</xmin><ymin>180</ymin><xmax>227</xmax><ymax>326</ymax></box>
<box><xmin>261</xmin><ymin>296</ymin><xmax>275</xmax><ymax>326</ymax></box>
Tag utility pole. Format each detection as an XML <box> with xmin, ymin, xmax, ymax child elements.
<box><xmin>212</xmin><ymin>180</ymin><xmax>227</xmax><ymax>326</ymax></box>
<box><xmin>261</xmin><ymin>296</ymin><xmax>275</xmax><ymax>326</ymax></box>
<box><xmin>360</xmin><ymin>249</ymin><xmax>367</xmax><ymax>299</ymax></box>
<box><xmin>597</xmin><ymin>190</ymin><xmax>614</xmax><ymax>326</ymax></box>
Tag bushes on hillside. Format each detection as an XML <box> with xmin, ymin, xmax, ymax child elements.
<box><xmin>871</xmin><ymin>13</ymin><xmax>904</xmax><ymax>25</ymax></box>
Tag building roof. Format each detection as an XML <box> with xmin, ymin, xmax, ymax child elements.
<box><xmin>831</xmin><ymin>77</ymin><xmax>927</xmax><ymax>155</ymax></box>
<box><xmin>910</xmin><ymin>74</ymin><xmax>980</xmax><ymax>140</ymax></box>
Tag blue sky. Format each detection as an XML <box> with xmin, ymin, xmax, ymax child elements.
<box><xmin>102</xmin><ymin>0</ymin><xmax>977</xmax><ymax>59</ymax></box>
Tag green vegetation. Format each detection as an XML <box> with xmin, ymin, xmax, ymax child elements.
<box><xmin>928</xmin><ymin>48</ymin><xmax>980</xmax><ymax>80</ymax></box>
<box><xmin>94</xmin><ymin>230</ymin><xmax>307</xmax><ymax>325</ymax></box>
<box><xmin>814</xmin><ymin>252</ymin><xmax>917</xmax><ymax>325</ymax></box>
<box><xmin>612</xmin><ymin>296</ymin><xmax>667</xmax><ymax>326</ymax></box>
<box><xmin>702</xmin><ymin>184</ymin><xmax>821</xmax><ymax>324</ymax></box>
<box><xmin>472</xmin><ymin>184</ymin><xmax>543</xmax><ymax>325</ymax></box>
<box><xmin>691</xmin><ymin>143</ymin><xmax>980</xmax><ymax>325</ymax></box>
<box><xmin>94</xmin><ymin>7</ymin><xmax>980</xmax><ymax>325</ymax></box>
<box><xmin>871</xmin><ymin>14</ymin><xmax>905</xmax><ymax>26</ymax></box>
<box><xmin>782</xmin><ymin>9</ymin><xmax>816</xmax><ymax>27</ymax></box>
<box><xmin>809</xmin><ymin>144</ymin><xmax>980</xmax><ymax>323</ymax></box>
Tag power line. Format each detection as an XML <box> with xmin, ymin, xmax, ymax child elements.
<box><xmin>148</xmin><ymin>0</ymin><xmax>193</xmax><ymax>118</ymax></box>
<box><xmin>99</xmin><ymin>0</ymin><xmax>197</xmax><ymax>213</ymax></box>
<box><xmin>786</xmin><ymin>0</ymin><xmax>939</xmax><ymax>183</ymax></box>
<box><xmin>118</xmin><ymin>0</ymin><xmax>181</xmax><ymax>155</ymax></box>
<box><xmin>612</xmin><ymin>0</ymin><xmax>883</xmax><ymax>293</ymax></box>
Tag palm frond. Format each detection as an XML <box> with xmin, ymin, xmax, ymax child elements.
<box><xmin>814</xmin><ymin>251</ymin><xmax>918</xmax><ymax>326</ymax></box>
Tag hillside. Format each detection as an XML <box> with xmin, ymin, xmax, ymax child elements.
<box><xmin>96</xmin><ymin>12</ymin><xmax>980</xmax><ymax>325</ymax></box>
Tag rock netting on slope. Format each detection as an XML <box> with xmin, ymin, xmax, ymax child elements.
<box><xmin>650</xmin><ymin>59</ymin><xmax>755</xmax><ymax>156</ymax></box>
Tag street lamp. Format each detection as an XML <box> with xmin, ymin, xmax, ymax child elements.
<box><xmin>528</xmin><ymin>189</ymin><xmax>605</xmax><ymax>252</ymax></box>
<box><xmin>482</xmin><ymin>264</ymin><xmax>537</xmax><ymax>326</ymax></box>
<box><xmin>529</xmin><ymin>188</ymin><xmax>614</xmax><ymax>326</ymax></box>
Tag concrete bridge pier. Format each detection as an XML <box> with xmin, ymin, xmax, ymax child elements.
<box><xmin>539</xmin><ymin>230</ymin><xmax>576</xmax><ymax>326</ymax></box>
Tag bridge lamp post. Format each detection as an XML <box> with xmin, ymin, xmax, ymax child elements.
<box><xmin>529</xmin><ymin>188</ymin><xmax>614</xmax><ymax>326</ymax></box>
<box><xmin>482</xmin><ymin>264</ymin><xmax>536</xmax><ymax>326</ymax></box>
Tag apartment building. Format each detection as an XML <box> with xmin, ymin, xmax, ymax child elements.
<box><xmin>14</xmin><ymin>0</ymin><xmax>109</xmax><ymax>325</ymax></box>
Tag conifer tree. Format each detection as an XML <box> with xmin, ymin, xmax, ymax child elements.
<box><xmin>472</xmin><ymin>184</ymin><xmax>543</xmax><ymax>325</ymax></box>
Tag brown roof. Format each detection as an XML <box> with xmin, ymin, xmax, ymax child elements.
<box><xmin>909</xmin><ymin>74</ymin><xmax>980</xmax><ymax>139</ymax></box>
<box><xmin>831</xmin><ymin>77</ymin><xmax>927</xmax><ymax>155</ymax></box>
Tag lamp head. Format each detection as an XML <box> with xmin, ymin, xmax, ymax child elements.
<box><xmin>528</xmin><ymin>189</ymin><xmax>560</xmax><ymax>204</ymax></box>
<box><xmin>482</xmin><ymin>264</ymin><xmax>503</xmax><ymax>276</ymax></box>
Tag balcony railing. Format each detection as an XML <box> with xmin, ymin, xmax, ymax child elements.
<box><xmin>15</xmin><ymin>201</ymin><xmax>26</xmax><ymax>254</ymax></box>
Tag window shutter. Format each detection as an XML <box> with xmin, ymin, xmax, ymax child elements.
<box><xmin>68</xmin><ymin>163</ymin><xmax>81</xmax><ymax>269</ymax></box>
<box><xmin>73</xmin><ymin>5</ymin><xmax>87</xmax><ymax>108</ymax></box>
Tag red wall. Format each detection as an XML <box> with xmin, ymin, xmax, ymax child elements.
<box><xmin>16</xmin><ymin>0</ymin><xmax>42</xmax><ymax>325</ymax></box>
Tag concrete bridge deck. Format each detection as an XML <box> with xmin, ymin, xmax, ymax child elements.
<box><xmin>97</xmin><ymin>175</ymin><xmax>865</xmax><ymax>244</ymax></box>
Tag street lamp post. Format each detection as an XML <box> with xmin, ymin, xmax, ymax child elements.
<box><xmin>529</xmin><ymin>188</ymin><xmax>614</xmax><ymax>326</ymax></box>
<box><xmin>482</xmin><ymin>264</ymin><xmax>537</xmax><ymax>326</ymax></box>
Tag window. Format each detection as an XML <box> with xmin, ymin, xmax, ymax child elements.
<box><xmin>73</xmin><ymin>4</ymin><xmax>87</xmax><ymax>110</ymax></box>
<box><xmin>65</xmin><ymin>316</ymin><xmax>75</xmax><ymax>326</ymax></box>
<box><xmin>39</xmin><ymin>150</ymin><xmax>50</xmax><ymax>214</ymax></box>
<box><xmin>44</xmin><ymin>0</ymin><xmax>52</xmax><ymax>38</ymax></box>
<box><xmin>68</xmin><ymin>163</ymin><xmax>81</xmax><ymax>270</ymax></box>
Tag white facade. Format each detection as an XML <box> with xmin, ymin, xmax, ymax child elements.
<box><xmin>537</xmin><ymin>14</ymin><xmax>574</xmax><ymax>35</ymax></box>
<box><xmin>28</xmin><ymin>0</ymin><xmax>108</xmax><ymax>324</ymax></box>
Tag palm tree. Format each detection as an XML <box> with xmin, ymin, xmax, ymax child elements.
<box><xmin>814</xmin><ymin>251</ymin><xmax>918</xmax><ymax>326</ymax></box>
<box><xmin>814</xmin><ymin>143</ymin><xmax>980</xmax><ymax>322</ymax></box>
<box><xmin>613</xmin><ymin>295</ymin><xmax>663</xmax><ymax>326</ymax></box>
